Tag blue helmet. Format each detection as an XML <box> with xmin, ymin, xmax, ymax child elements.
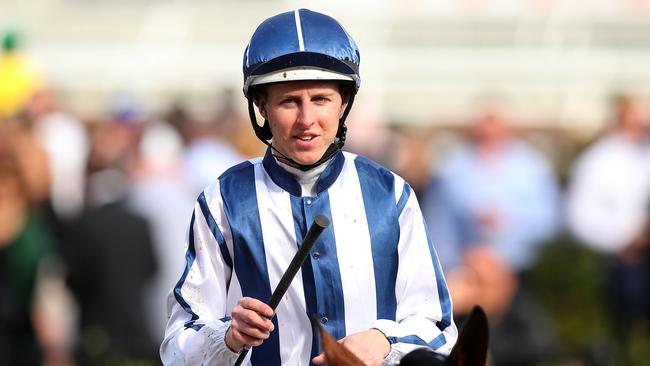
<box><xmin>242</xmin><ymin>9</ymin><xmax>361</xmax><ymax>170</ymax></box>
<box><xmin>243</xmin><ymin>8</ymin><xmax>361</xmax><ymax>97</ymax></box>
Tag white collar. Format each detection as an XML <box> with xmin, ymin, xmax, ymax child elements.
<box><xmin>274</xmin><ymin>156</ymin><xmax>331</xmax><ymax>197</ymax></box>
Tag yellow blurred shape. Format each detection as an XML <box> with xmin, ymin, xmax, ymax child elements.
<box><xmin>0</xmin><ymin>52</ymin><xmax>42</xmax><ymax>118</ymax></box>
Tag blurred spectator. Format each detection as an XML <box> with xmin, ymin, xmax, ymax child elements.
<box><xmin>0</xmin><ymin>123</ymin><xmax>72</xmax><ymax>366</ymax></box>
<box><xmin>166</xmin><ymin>102</ymin><xmax>244</xmax><ymax>195</ymax></box>
<box><xmin>387</xmin><ymin>127</ymin><xmax>435</xmax><ymax>197</ymax></box>
<box><xmin>129</xmin><ymin>120</ymin><xmax>194</xmax><ymax>343</ymax></box>
<box><xmin>423</xmin><ymin>103</ymin><xmax>561</xmax><ymax>365</ymax></box>
<box><xmin>211</xmin><ymin>88</ymin><xmax>240</xmax><ymax>140</ymax></box>
<box><xmin>567</xmin><ymin>94</ymin><xmax>650</xmax><ymax>255</ymax></box>
<box><xmin>344</xmin><ymin>96</ymin><xmax>390</xmax><ymax>162</ymax></box>
<box><xmin>28</xmin><ymin>89</ymin><xmax>89</xmax><ymax>221</ymax></box>
<box><xmin>566</xmin><ymin>93</ymin><xmax>650</xmax><ymax>338</ymax></box>
<box><xmin>429</xmin><ymin>103</ymin><xmax>562</xmax><ymax>271</ymax></box>
<box><xmin>63</xmin><ymin>109</ymin><xmax>158</xmax><ymax>364</ymax></box>
<box><xmin>0</xmin><ymin>30</ymin><xmax>42</xmax><ymax>118</ymax></box>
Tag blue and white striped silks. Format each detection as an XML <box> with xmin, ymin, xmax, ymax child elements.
<box><xmin>160</xmin><ymin>149</ymin><xmax>457</xmax><ymax>366</ymax></box>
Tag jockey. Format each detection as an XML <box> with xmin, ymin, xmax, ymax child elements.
<box><xmin>160</xmin><ymin>8</ymin><xmax>457</xmax><ymax>366</ymax></box>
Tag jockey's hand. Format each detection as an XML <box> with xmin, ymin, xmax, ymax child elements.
<box><xmin>312</xmin><ymin>328</ymin><xmax>390</xmax><ymax>366</ymax></box>
<box><xmin>225</xmin><ymin>297</ymin><xmax>275</xmax><ymax>352</ymax></box>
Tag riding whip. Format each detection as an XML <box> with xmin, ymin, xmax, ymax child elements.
<box><xmin>233</xmin><ymin>214</ymin><xmax>330</xmax><ymax>366</ymax></box>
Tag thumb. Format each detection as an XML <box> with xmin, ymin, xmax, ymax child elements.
<box><xmin>312</xmin><ymin>353</ymin><xmax>326</xmax><ymax>364</ymax></box>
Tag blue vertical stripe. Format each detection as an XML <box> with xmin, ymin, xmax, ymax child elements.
<box><xmin>315</xmin><ymin>151</ymin><xmax>345</xmax><ymax>194</ymax></box>
<box><xmin>173</xmin><ymin>213</ymin><xmax>204</xmax><ymax>331</ymax></box>
<box><xmin>396</xmin><ymin>183</ymin><xmax>412</xmax><ymax>216</ymax></box>
<box><xmin>219</xmin><ymin>162</ymin><xmax>281</xmax><ymax>366</ymax></box>
<box><xmin>290</xmin><ymin>195</ymin><xmax>320</xmax><ymax>363</ymax></box>
<box><xmin>263</xmin><ymin>149</ymin><xmax>302</xmax><ymax>196</ymax></box>
<box><xmin>197</xmin><ymin>191</ymin><xmax>233</xmax><ymax>269</ymax></box>
<box><xmin>303</xmin><ymin>192</ymin><xmax>346</xmax><ymax>340</ymax></box>
<box><xmin>424</xmin><ymin>225</ymin><xmax>453</xmax><ymax>332</ymax></box>
<box><xmin>385</xmin><ymin>192</ymin><xmax>452</xmax><ymax>350</ymax></box>
<box><xmin>354</xmin><ymin>156</ymin><xmax>399</xmax><ymax>320</ymax></box>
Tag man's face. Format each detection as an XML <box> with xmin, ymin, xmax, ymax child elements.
<box><xmin>472</xmin><ymin>109</ymin><xmax>509</xmax><ymax>147</ymax></box>
<box><xmin>258</xmin><ymin>81</ymin><xmax>347</xmax><ymax>165</ymax></box>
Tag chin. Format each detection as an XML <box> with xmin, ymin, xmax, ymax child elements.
<box><xmin>294</xmin><ymin>158</ymin><xmax>320</xmax><ymax>166</ymax></box>
<box><xmin>292</xmin><ymin>152</ymin><xmax>322</xmax><ymax>166</ymax></box>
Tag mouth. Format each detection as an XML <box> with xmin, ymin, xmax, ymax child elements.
<box><xmin>295</xmin><ymin>134</ymin><xmax>318</xmax><ymax>142</ymax></box>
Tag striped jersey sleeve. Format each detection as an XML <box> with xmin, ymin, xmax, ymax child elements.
<box><xmin>349</xmin><ymin>155</ymin><xmax>457</xmax><ymax>360</ymax></box>
<box><xmin>160</xmin><ymin>168</ymin><xmax>243</xmax><ymax>366</ymax></box>
<box><xmin>373</xmin><ymin>177</ymin><xmax>458</xmax><ymax>361</ymax></box>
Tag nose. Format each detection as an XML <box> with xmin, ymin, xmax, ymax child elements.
<box><xmin>297</xmin><ymin>99</ymin><xmax>316</xmax><ymax>127</ymax></box>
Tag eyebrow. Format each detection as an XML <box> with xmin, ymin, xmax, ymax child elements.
<box><xmin>313</xmin><ymin>91</ymin><xmax>336</xmax><ymax>97</ymax></box>
<box><xmin>277</xmin><ymin>90</ymin><xmax>336</xmax><ymax>99</ymax></box>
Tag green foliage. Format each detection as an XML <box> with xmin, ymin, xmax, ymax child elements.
<box><xmin>529</xmin><ymin>237</ymin><xmax>617</xmax><ymax>361</ymax></box>
<box><xmin>2</xmin><ymin>30</ymin><xmax>19</xmax><ymax>52</ymax></box>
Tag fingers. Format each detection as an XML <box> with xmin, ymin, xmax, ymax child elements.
<box><xmin>239</xmin><ymin>297</ymin><xmax>274</xmax><ymax>318</ymax></box>
<box><xmin>232</xmin><ymin>298</ymin><xmax>274</xmax><ymax>332</ymax></box>
<box><xmin>228</xmin><ymin>297</ymin><xmax>276</xmax><ymax>349</ymax></box>
<box><xmin>231</xmin><ymin>318</ymin><xmax>273</xmax><ymax>341</ymax></box>
<box><xmin>312</xmin><ymin>353</ymin><xmax>325</xmax><ymax>364</ymax></box>
<box><xmin>227</xmin><ymin>326</ymin><xmax>266</xmax><ymax>348</ymax></box>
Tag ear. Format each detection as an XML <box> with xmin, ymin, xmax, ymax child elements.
<box><xmin>257</xmin><ymin>95</ymin><xmax>268</xmax><ymax>120</ymax></box>
<box><xmin>447</xmin><ymin>306</ymin><xmax>489</xmax><ymax>366</ymax></box>
<box><xmin>339</xmin><ymin>99</ymin><xmax>348</xmax><ymax>119</ymax></box>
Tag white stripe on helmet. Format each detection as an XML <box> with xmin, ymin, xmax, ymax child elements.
<box><xmin>294</xmin><ymin>10</ymin><xmax>305</xmax><ymax>52</ymax></box>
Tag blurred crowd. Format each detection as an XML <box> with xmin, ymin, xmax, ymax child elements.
<box><xmin>2</xmin><ymin>31</ymin><xmax>650</xmax><ymax>366</ymax></box>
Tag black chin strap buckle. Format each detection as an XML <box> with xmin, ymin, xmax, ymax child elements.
<box><xmin>335</xmin><ymin>125</ymin><xmax>347</xmax><ymax>149</ymax></box>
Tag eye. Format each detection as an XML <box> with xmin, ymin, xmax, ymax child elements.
<box><xmin>280</xmin><ymin>97</ymin><xmax>298</xmax><ymax>106</ymax></box>
<box><xmin>313</xmin><ymin>95</ymin><xmax>331</xmax><ymax>104</ymax></box>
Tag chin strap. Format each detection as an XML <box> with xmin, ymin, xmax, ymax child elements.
<box><xmin>247</xmin><ymin>92</ymin><xmax>355</xmax><ymax>172</ymax></box>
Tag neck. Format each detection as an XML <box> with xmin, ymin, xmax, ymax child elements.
<box><xmin>617</xmin><ymin>126</ymin><xmax>647</xmax><ymax>144</ymax></box>
<box><xmin>274</xmin><ymin>156</ymin><xmax>331</xmax><ymax>197</ymax></box>
<box><xmin>270</xmin><ymin>139</ymin><xmax>342</xmax><ymax>172</ymax></box>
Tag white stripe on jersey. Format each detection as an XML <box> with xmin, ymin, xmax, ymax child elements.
<box><xmin>396</xmin><ymin>191</ymin><xmax>444</xmax><ymax>334</ymax></box>
<box><xmin>254</xmin><ymin>164</ymin><xmax>312</xmax><ymax>365</ymax></box>
<box><xmin>393</xmin><ymin>173</ymin><xmax>405</xmax><ymax>205</ymax></box>
<box><xmin>329</xmin><ymin>153</ymin><xmax>378</xmax><ymax>334</ymax></box>
<box><xmin>204</xmin><ymin>180</ymin><xmax>240</xmax><ymax>313</ymax></box>
<box><xmin>192</xmin><ymin>209</ymin><xmax>229</xmax><ymax>322</ymax></box>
